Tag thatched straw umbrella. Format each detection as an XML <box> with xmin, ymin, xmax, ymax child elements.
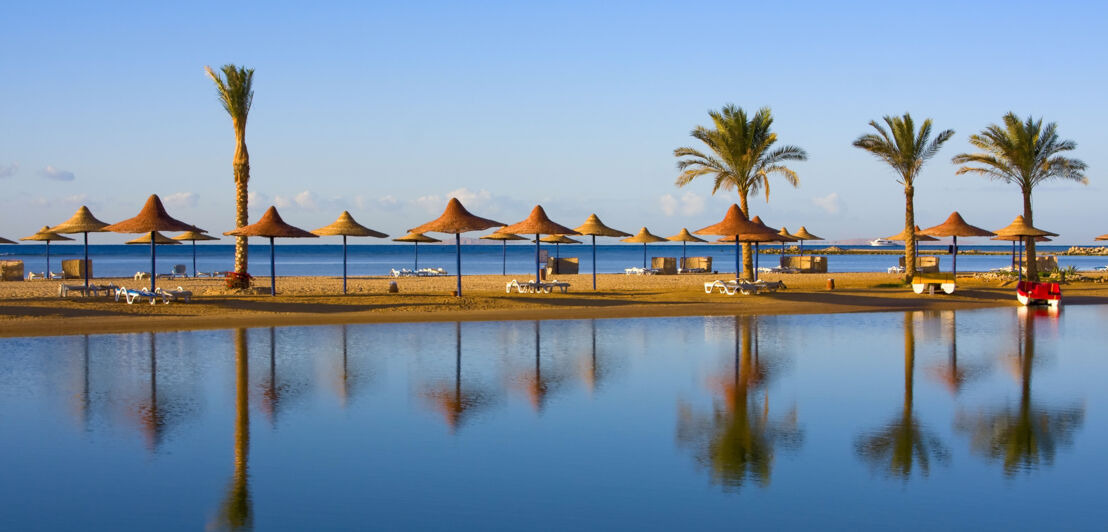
<box><xmin>992</xmin><ymin>235</ymin><xmax>1051</xmax><ymax>272</ymax></box>
<box><xmin>887</xmin><ymin>225</ymin><xmax>939</xmax><ymax>264</ymax></box>
<box><xmin>311</xmin><ymin>211</ymin><xmax>388</xmax><ymax>294</ymax></box>
<box><xmin>125</xmin><ymin>231</ymin><xmax>182</xmax><ymax>245</ymax></box>
<box><xmin>667</xmin><ymin>228</ymin><xmax>706</xmax><ymax>262</ymax></box>
<box><xmin>499</xmin><ymin>205</ymin><xmax>580</xmax><ymax>284</ymax></box>
<box><xmin>715</xmin><ymin>216</ymin><xmax>788</xmax><ymax>280</ymax></box>
<box><xmin>993</xmin><ymin>216</ymin><xmax>1058</xmax><ymax>282</ymax></box>
<box><xmin>695</xmin><ymin>204</ymin><xmax>779</xmax><ymax>281</ymax></box>
<box><xmin>1096</xmin><ymin>234</ymin><xmax>1108</xmax><ymax>241</ymax></box>
<box><xmin>0</xmin><ymin>236</ymin><xmax>15</xmax><ymax>244</ymax></box>
<box><xmin>621</xmin><ymin>227</ymin><xmax>668</xmax><ymax>269</ymax></box>
<box><xmin>50</xmin><ymin>205</ymin><xmax>110</xmax><ymax>290</ymax></box>
<box><xmin>792</xmin><ymin>226</ymin><xmax>823</xmax><ymax>255</ymax></box>
<box><xmin>103</xmin><ymin>195</ymin><xmax>202</xmax><ymax>292</ymax></box>
<box><xmin>409</xmin><ymin>198</ymin><xmax>504</xmax><ymax>297</ymax></box>
<box><xmin>776</xmin><ymin>226</ymin><xmax>799</xmax><ymax>257</ymax></box>
<box><xmin>393</xmin><ymin>232</ymin><xmax>441</xmax><ymax>270</ymax></box>
<box><xmin>920</xmin><ymin>212</ymin><xmax>996</xmax><ymax>280</ymax></box>
<box><xmin>20</xmin><ymin>226</ymin><xmax>72</xmax><ymax>277</ymax></box>
<box><xmin>172</xmin><ymin>231</ymin><xmax>218</xmax><ymax>277</ymax></box>
<box><xmin>574</xmin><ymin>214</ymin><xmax>631</xmax><ymax>290</ymax></box>
<box><xmin>536</xmin><ymin>234</ymin><xmax>581</xmax><ymax>260</ymax></box>
<box><xmin>480</xmin><ymin>231</ymin><xmax>526</xmax><ymax>275</ymax></box>
<box><xmin>224</xmin><ymin>206</ymin><xmax>318</xmax><ymax>295</ymax></box>
<box><xmin>750</xmin><ymin>216</ymin><xmax>793</xmax><ymax>275</ymax></box>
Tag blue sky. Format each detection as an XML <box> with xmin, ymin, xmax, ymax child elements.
<box><xmin>2</xmin><ymin>1</ymin><xmax>1105</xmax><ymax>244</ymax></box>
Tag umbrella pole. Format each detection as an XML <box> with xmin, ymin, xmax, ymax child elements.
<box><xmin>683</xmin><ymin>241</ymin><xmax>687</xmax><ymax>262</ymax></box>
<box><xmin>755</xmin><ymin>243</ymin><xmax>760</xmax><ymax>282</ymax></box>
<box><xmin>952</xmin><ymin>235</ymin><xmax>958</xmax><ymax>285</ymax></box>
<box><xmin>342</xmin><ymin>235</ymin><xmax>348</xmax><ymax>295</ymax></box>
<box><xmin>535</xmin><ymin>234</ymin><xmax>541</xmax><ymax>283</ymax></box>
<box><xmin>455</xmin><ymin>233</ymin><xmax>462</xmax><ymax>297</ymax></box>
<box><xmin>270</xmin><ymin>237</ymin><xmax>276</xmax><ymax>296</ymax></box>
<box><xmin>1018</xmin><ymin>237</ymin><xmax>1023</xmax><ymax>283</ymax></box>
<box><xmin>45</xmin><ymin>241</ymin><xmax>51</xmax><ymax>279</ymax></box>
<box><xmin>414</xmin><ymin>241</ymin><xmax>419</xmax><ymax>270</ymax></box>
<box><xmin>735</xmin><ymin>239</ymin><xmax>740</xmax><ymax>282</ymax></box>
<box><xmin>192</xmin><ymin>240</ymin><xmax>198</xmax><ymax>278</ymax></box>
<box><xmin>83</xmin><ymin>232</ymin><xmax>90</xmax><ymax>290</ymax></box>
<box><xmin>555</xmin><ymin>242</ymin><xmax>560</xmax><ymax>260</ymax></box>
<box><xmin>149</xmin><ymin>232</ymin><xmax>156</xmax><ymax>292</ymax></box>
<box><xmin>591</xmin><ymin>235</ymin><xmax>597</xmax><ymax>291</ymax></box>
<box><xmin>502</xmin><ymin>240</ymin><xmax>507</xmax><ymax>276</ymax></box>
<box><xmin>642</xmin><ymin>243</ymin><xmax>646</xmax><ymax>269</ymax></box>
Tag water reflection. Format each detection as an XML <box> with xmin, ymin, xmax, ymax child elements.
<box><xmin>954</xmin><ymin>309</ymin><xmax>1085</xmax><ymax>475</ymax></box>
<box><xmin>211</xmin><ymin>328</ymin><xmax>253</xmax><ymax>531</ymax></box>
<box><xmin>676</xmin><ymin>315</ymin><xmax>803</xmax><ymax>489</ymax></box>
<box><xmin>855</xmin><ymin>312</ymin><xmax>950</xmax><ymax>478</ymax></box>
<box><xmin>516</xmin><ymin>321</ymin><xmax>568</xmax><ymax>413</ymax></box>
<box><xmin>926</xmin><ymin>311</ymin><xmax>988</xmax><ymax>395</ymax></box>
<box><xmin>422</xmin><ymin>322</ymin><xmax>493</xmax><ymax>432</ymax></box>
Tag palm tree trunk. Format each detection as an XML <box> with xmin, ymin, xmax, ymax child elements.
<box><xmin>1022</xmin><ymin>188</ymin><xmax>1037</xmax><ymax>279</ymax></box>
<box><xmin>739</xmin><ymin>194</ymin><xmax>753</xmax><ymax>281</ymax></box>
<box><xmin>904</xmin><ymin>184</ymin><xmax>916</xmax><ymax>280</ymax></box>
<box><xmin>233</xmin><ymin>134</ymin><xmax>250</xmax><ymax>275</ymax></box>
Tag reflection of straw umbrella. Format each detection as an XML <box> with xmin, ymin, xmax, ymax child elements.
<box><xmin>480</xmin><ymin>231</ymin><xmax>526</xmax><ymax>275</ymax></box>
<box><xmin>103</xmin><ymin>195</ymin><xmax>202</xmax><ymax>292</ymax></box>
<box><xmin>792</xmin><ymin>226</ymin><xmax>822</xmax><ymax>255</ymax></box>
<box><xmin>499</xmin><ymin>205</ymin><xmax>580</xmax><ymax>284</ymax></box>
<box><xmin>20</xmin><ymin>226</ymin><xmax>72</xmax><ymax>277</ymax></box>
<box><xmin>172</xmin><ymin>230</ymin><xmax>218</xmax><ymax>278</ymax></box>
<box><xmin>695</xmin><ymin>205</ymin><xmax>779</xmax><ymax>281</ymax></box>
<box><xmin>224</xmin><ymin>206</ymin><xmax>318</xmax><ymax>296</ymax></box>
<box><xmin>920</xmin><ymin>212</ymin><xmax>995</xmax><ymax>281</ymax></box>
<box><xmin>991</xmin><ymin>234</ymin><xmax>1051</xmax><ymax>271</ymax></box>
<box><xmin>311</xmin><ymin>211</ymin><xmax>388</xmax><ymax>294</ymax></box>
<box><xmin>621</xmin><ymin>227</ymin><xmax>668</xmax><ymax>269</ymax></box>
<box><xmin>393</xmin><ymin>232</ymin><xmax>441</xmax><ymax>270</ymax></box>
<box><xmin>574</xmin><ymin>214</ymin><xmax>631</xmax><ymax>291</ymax></box>
<box><xmin>409</xmin><ymin>198</ymin><xmax>504</xmax><ymax>297</ymax></box>
<box><xmin>424</xmin><ymin>322</ymin><xmax>492</xmax><ymax>432</ymax></box>
<box><xmin>993</xmin><ymin>216</ymin><xmax>1058</xmax><ymax>282</ymax></box>
<box><xmin>667</xmin><ymin>228</ymin><xmax>706</xmax><ymax>263</ymax></box>
<box><xmin>536</xmin><ymin>234</ymin><xmax>581</xmax><ymax>260</ymax></box>
<box><xmin>50</xmin><ymin>205</ymin><xmax>110</xmax><ymax>290</ymax></box>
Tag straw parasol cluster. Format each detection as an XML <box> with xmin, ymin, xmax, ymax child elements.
<box><xmin>393</xmin><ymin>231</ymin><xmax>441</xmax><ymax>271</ymax></box>
<box><xmin>50</xmin><ymin>205</ymin><xmax>111</xmax><ymax>290</ymax></box>
<box><xmin>574</xmin><ymin>214</ymin><xmax>631</xmax><ymax>290</ymax></box>
<box><xmin>920</xmin><ymin>212</ymin><xmax>995</xmax><ymax>279</ymax></box>
<box><xmin>621</xmin><ymin>227</ymin><xmax>668</xmax><ymax>269</ymax></box>
<box><xmin>499</xmin><ymin>205</ymin><xmax>579</xmax><ymax>285</ymax></box>
<box><xmin>992</xmin><ymin>215</ymin><xmax>1058</xmax><ymax>282</ymax></box>
<box><xmin>536</xmin><ymin>234</ymin><xmax>581</xmax><ymax>259</ymax></box>
<box><xmin>480</xmin><ymin>231</ymin><xmax>526</xmax><ymax>275</ymax></box>
<box><xmin>173</xmin><ymin>230</ymin><xmax>219</xmax><ymax>277</ymax></box>
<box><xmin>104</xmin><ymin>195</ymin><xmax>203</xmax><ymax>292</ymax></box>
<box><xmin>225</xmin><ymin>206</ymin><xmax>318</xmax><ymax>296</ymax></box>
<box><xmin>667</xmin><ymin>228</ymin><xmax>706</xmax><ymax>262</ymax></box>
<box><xmin>20</xmin><ymin>226</ymin><xmax>73</xmax><ymax>276</ymax></box>
<box><xmin>311</xmin><ymin>211</ymin><xmax>388</xmax><ymax>294</ymax></box>
<box><xmin>409</xmin><ymin>198</ymin><xmax>504</xmax><ymax>296</ymax></box>
<box><xmin>695</xmin><ymin>204</ymin><xmax>779</xmax><ymax>281</ymax></box>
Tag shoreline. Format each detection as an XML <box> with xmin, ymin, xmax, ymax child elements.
<box><xmin>2</xmin><ymin>272</ymin><xmax>1107</xmax><ymax>338</ymax></box>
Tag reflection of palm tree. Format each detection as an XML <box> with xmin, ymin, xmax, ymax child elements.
<box><xmin>856</xmin><ymin>313</ymin><xmax>948</xmax><ymax>478</ymax></box>
<box><xmin>677</xmin><ymin>316</ymin><xmax>802</xmax><ymax>489</ymax></box>
<box><xmin>213</xmin><ymin>328</ymin><xmax>252</xmax><ymax>531</ymax></box>
<box><xmin>423</xmin><ymin>322</ymin><xmax>492</xmax><ymax>432</ymax></box>
<box><xmin>955</xmin><ymin>311</ymin><xmax>1084</xmax><ymax>475</ymax></box>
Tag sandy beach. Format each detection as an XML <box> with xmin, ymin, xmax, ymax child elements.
<box><xmin>2</xmin><ymin>271</ymin><xmax>1106</xmax><ymax>337</ymax></box>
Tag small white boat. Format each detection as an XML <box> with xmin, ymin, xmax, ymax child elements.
<box><xmin>869</xmin><ymin>238</ymin><xmax>895</xmax><ymax>247</ymax></box>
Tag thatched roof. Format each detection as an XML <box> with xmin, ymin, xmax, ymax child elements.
<box><xmin>1094</xmin><ymin>234</ymin><xmax>1107</xmax><ymax>241</ymax></box>
<box><xmin>992</xmin><ymin>235</ymin><xmax>1051</xmax><ymax>242</ymax></box>
<box><xmin>393</xmin><ymin>231</ymin><xmax>441</xmax><ymax>243</ymax></box>
<box><xmin>172</xmin><ymin>231</ymin><xmax>218</xmax><ymax>242</ymax></box>
<box><xmin>224</xmin><ymin>206</ymin><xmax>318</xmax><ymax>238</ymax></box>
<box><xmin>103</xmin><ymin>195</ymin><xmax>202</xmax><ymax>234</ymax></box>
<box><xmin>409</xmin><ymin>198</ymin><xmax>503</xmax><ymax>234</ymax></box>
<box><xmin>792</xmin><ymin>226</ymin><xmax>823</xmax><ymax>240</ymax></box>
<box><xmin>621</xmin><ymin>227</ymin><xmax>668</xmax><ymax>244</ymax></box>
<box><xmin>311</xmin><ymin>211</ymin><xmax>387</xmax><ymax>238</ymax></box>
<box><xmin>667</xmin><ymin>228</ymin><xmax>707</xmax><ymax>243</ymax></box>
<box><xmin>993</xmin><ymin>215</ymin><xmax>1058</xmax><ymax>238</ymax></box>
<box><xmin>480</xmin><ymin>232</ymin><xmax>526</xmax><ymax>242</ymax></box>
<box><xmin>920</xmin><ymin>212</ymin><xmax>995</xmax><ymax>238</ymax></box>
<box><xmin>499</xmin><ymin>205</ymin><xmax>580</xmax><ymax>236</ymax></box>
<box><xmin>574</xmin><ymin>214</ymin><xmax>631</xmax><ymax>237</ymax></box>
<box><xmin>21</xmin><ymin>226</ymin><xmax>73</xmax><ymax>242</ymax></box>
<box><xmin>694</xmin><ymin>204</ymin><xmax>779</xmax><ymax>239</ymax></box>
<box><xmin>126</xmin><ymin>232</ymin><xmax>182</xmax><ymax>245</ymax></box>
<box><xmin>777</xmin><ymin>226</ymin><xmax>799</xmax><ymax>241</ymax></box>
<box><xmin>750</xmin><ymin>216</ymin><xmax>793</xmax><ymax>242</ymax></box>
<box><xmin>0</xmin><ymin>236</ymin><xmax>15</xmax><ymax>244</ymax></box>
<box><xmin>51</xmin><ymin>206</ymin><xmax>110</xmax><ymax>234</ymax></box>
<box><xmin>887</xmin><ymin>225</ymin><xmax>940</xmax><ymax>242</ymax></box>
<box><xmin>537</xmin><ymin>234</ymin><xmax>582</xmax><ymax>244</ymax></box>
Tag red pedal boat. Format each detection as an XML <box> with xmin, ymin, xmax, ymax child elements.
<box><xmin>1016</xmin><ymin>280</ymin><xmax>1061</xmax><ymax>308</ymax></box>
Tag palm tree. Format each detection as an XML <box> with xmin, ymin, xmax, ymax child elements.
<box><xmin>951</xmin><ymin>113</ymin><xmax>1087</xmax><ymax>278</ymax></box>
<box><xmin>853</xmin><ymin>113</ymin><xmax>954</xmax><ymax>280</ymax></box>
<box><xmin>205</xmin><ymin>64</ymin><xmax>255</xmax><ymax>280</ymax></box>
<box><xmin>674</xmin><ymin>105</ymin><xmax>807</xmax><ymax>280</ymax></box>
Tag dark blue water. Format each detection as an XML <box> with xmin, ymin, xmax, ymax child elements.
<box><xmin>0</xmin><ymin>307</ymin><xmax>1104</xmax><ymax>530</ymax></box>
<box><xmin>1</xmin><ymin>244</ymin><xmax>1104</xmax><ymax>277</ymax></box>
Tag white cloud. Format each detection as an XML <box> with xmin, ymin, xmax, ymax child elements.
<box><xmin>0</xmin><ymin>163</ymin><xmax>17</xmax><ymax>178</ymax></box>
<box><xmin>163</xmin><ymin>192</ymin><xmax>198</xmax><ymax>208</ymax></box>
<box><xmin>415</xmin><ymin>194</ymin><xmax>444</xmax><ymax>214</ymax></box>
<box><xmin>39</xmin><ymin>165</ymin><xmax>75</xmax><ymax>181</ymax></box>
<box><xmin>247</xmin><ymin>191</ymin><xmax>269</xmax><ymax>211</ymax></box>
<box><xmin>811</xmin><ymin>192</ymin><xmax>842</xmax><ymax>215</ymax></box>
<box><xmin>659</xmin><ymin>191</ymin><xmax>705</xmax><ymax>217</ymax></box>
<box><xmin>274</xmin><ymin>190</ymin><xmax>321</xmax><ymax>210</ymax></box>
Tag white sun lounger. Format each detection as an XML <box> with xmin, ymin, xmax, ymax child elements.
<box><xmin>115</xmin><ymin>286</ymin><xmax>168</xmax><ymax>305</ymax></box>
<box><xmin>506</xmin><ymin>279</ymin><xmax>571</xmax><ymax>294</ymax></box>
<box><xmin>155</xmin><ymin>286</ymin><xmax>193</xmax><ymax>303</ymax></box>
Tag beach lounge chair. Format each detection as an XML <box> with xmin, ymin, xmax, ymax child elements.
<box><xmin>134</xmin><ymin>271</ymin><xmax>151</xmax><ymax>280</ymax></box>
<box><xmin>416</xmin><ymin>267</ymin><xmax>448</xmax><ymax>276</ymax></box>
<box><xmin>170</xmin><ymin>264</ymin><xmax>188</xmax><ymax>278</ymax></box>
<box><xmin>390</xmin><ymin>268</ymin><xmax>414</xmax><ymax>277</ymax></box>
<box><xmin>625</xmin><ymin>267</ymin><xmax>659</xmax><ymax>275</ymax></box>
<box><xmin>506</xmin><ymin>279</ymin><xmax>539</xmax><ymax>293</ymax></box>
<box><xmin>911</xmin><ymin>273</ymin><xmax>955</xmax><ymax>295</ymax></box>
<box><xmin>155</xmin><ymin>286</ymin><xmax>192</xmax><ymax>303</ymax></box>
<box><xmin>541</xmin><ymin>280</ymin><xmax>570</xmax><ymax>293</ymax></box>
<box><xmin>752</xmin><ymin>280</ymin><xmax>787</xmax><ymax>292</ymax></box>
<box><xmin>115</xmin><ymin>286</ymin><xmax>167</xmax><ymax>305</ymax></box>
<box><xmin>704</xmin><ymin>280</ymin><xmax>759</xmax><ymax>295</ymax></box>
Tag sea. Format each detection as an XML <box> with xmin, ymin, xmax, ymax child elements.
<box><xmin>1</xmin><ymin>243</ymin><xmax>1104</xmax><ymax>277</ymax></box>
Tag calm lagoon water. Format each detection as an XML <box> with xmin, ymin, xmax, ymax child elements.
<box><xmin>1</xmin><ymin>307</ymin><xmax>1106</xmax><ymax>530</ymax></box>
